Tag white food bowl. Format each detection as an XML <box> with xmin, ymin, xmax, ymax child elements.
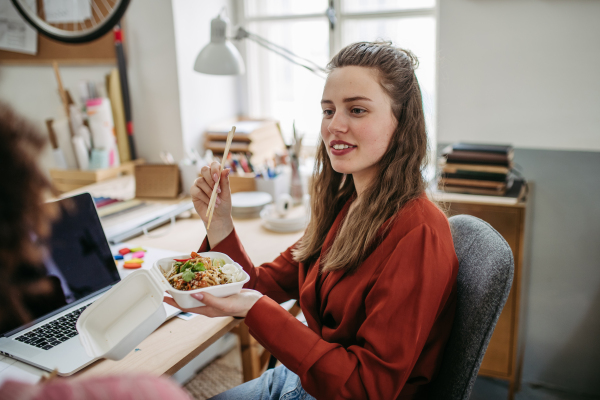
<box><xmin>153</xmin><ymin>252</ymin><xmax>250</xmax><ymax>309</ymax></box>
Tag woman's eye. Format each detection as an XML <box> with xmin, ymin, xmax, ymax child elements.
<box><xmin>322</xmin><ymin>109</ymin><xmax>334</xmax><ymax>117</ymax></box>
<box><xmin>351</xmin><ymin>108</ymin><xmax>366</xmax><ymax>115</ymax></box>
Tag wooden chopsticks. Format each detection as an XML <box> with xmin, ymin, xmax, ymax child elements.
<box><xmin>206</xmin><ymin>126</ymin><xmax>236</xmax><ymax>229</ymax></box>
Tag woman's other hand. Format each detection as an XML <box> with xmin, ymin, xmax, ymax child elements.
<box><xmin>163</xmin><ymin>289</ymin><xmax>263</xmax><ymax>318</ymax></box>
<box><xmin>191</xmin><ymin>161</ymin><xmax>234</xmax><ymax>247</ymax></box>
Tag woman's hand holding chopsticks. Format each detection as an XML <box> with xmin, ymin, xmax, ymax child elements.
<box><xmin>191</xmin><ymin>161</ymin><xmax>234</xmax><ymax>248</ymax></box>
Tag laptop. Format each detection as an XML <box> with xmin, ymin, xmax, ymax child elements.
<box><xmin>0</xmin><ymin>193</ymin><xmax>178</xmax><ymax>375</ymax></box>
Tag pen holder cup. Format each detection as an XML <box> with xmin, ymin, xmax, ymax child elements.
<box><xmin>255</xmin><ymin>173</ymin><xmax>290</xmax><ymax>202</ymax></box>
<box><xmin>179</xmin><ymin>163</ymin><xmax>200</xmax><ymax>196</ymax></box>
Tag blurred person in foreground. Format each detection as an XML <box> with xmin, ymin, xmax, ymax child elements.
<box><xmin>0</xmin><ymin>102</ymin><xmax>192</xmax><ymax>400</ymax></box>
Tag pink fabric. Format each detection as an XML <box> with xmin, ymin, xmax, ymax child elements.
<box><xmin>0</xmin><ymin>375</ymin><xmax>192</xmax><ymax>400</ymax></box>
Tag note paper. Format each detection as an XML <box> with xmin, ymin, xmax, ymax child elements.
<box><xmin>0</xmin><ymin>0</ymin><xmax>37</xmax><ymax>55</ymax></box>
<box><xmin>43</xmin><ymin>0</ymin><xmax>91</xmax><ymax>23</ymax></box>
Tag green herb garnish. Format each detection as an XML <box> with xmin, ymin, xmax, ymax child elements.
<box><xmin>180</xmin><ymin>261</ymin><xmax>193</xmax><ymax>273</ymax></box>
<box><xmin>192</xmin><ymin>262</ymin><xmax>205</xmax><ymax>272</ymax></box>
<box><xmin>182</xmin><ymin>270</ymin><xmax>195</xmax><ymax>282</ymax></box>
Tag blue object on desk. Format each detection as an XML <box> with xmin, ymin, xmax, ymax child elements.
<box><xmin>89</xmin><ymin>149</ymin><xmax>109</xmax><ymax>170</ymax></box>
<box><xmin>114</xmin><ymin>254</ymin><xmax>124</xmax><ymax>260</ymax></box>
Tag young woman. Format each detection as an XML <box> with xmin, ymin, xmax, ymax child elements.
<box><xmin>166</xmin><ymin>41</ymin><xmax>459</xmax><ymax>399</ymax></box>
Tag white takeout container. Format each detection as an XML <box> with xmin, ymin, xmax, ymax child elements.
<box><xmin>76</xmin><ymin>252</ymin><xmax>249</xmax><ymax>361</ymax></box>
<box><xmin>154</xmin><ymin>252</ymin><xmax>250</xmax><ymax>309</ymax></box>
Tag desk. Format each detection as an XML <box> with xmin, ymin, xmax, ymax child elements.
<box><xmin>77</xmin><ymin>213</ymin><xmax>304</xmax><ymax>378</ymax></box>
<box><xmin>0</xmin><ymin>201</ymin><xmax>303</xmax><ymax>384</ymax></box>
<box><xmin>45</xmin><ymin>175</ymin><xmax>303</xmax><ymax>380</ymax></box>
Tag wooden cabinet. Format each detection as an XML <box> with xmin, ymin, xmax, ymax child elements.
<box><xmin>439</xmin><ymin>197</ymin><xmax>527</xmax><ymax>400</ymax></box>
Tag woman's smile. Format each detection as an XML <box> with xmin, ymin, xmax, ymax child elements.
<box><xmin>329</xmin><ymin>139</ymin><xmax>357</xmax><ymax>155</ymax></box>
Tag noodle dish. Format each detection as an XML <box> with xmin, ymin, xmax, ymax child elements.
<box><xmin>162</xmin><ymin>252</ymin><xmax>246</xmax><ymax>291</ymax></box>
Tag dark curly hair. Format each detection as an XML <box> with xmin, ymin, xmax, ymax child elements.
<box><xmin>0</xmin><ymin>102</ymin><xmax>58</xmax><ymax>332</ymax></box>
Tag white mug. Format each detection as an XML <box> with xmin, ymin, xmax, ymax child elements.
<box><xmin>276</xmin><ymin>193</ymin><xmax>293</xmax><ymax>217</ymax></box>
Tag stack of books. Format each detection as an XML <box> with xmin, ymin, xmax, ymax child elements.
<box><xmin>204</xmin><ymin>119</ymin><xmax>286</xmax><ymax>165</ymax></box>
<box><xmin>439</xmin><ymin>143</ymin><xmax>515</xmax><ymax>196</ymax></box>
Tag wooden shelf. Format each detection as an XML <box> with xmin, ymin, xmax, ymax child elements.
<box><xmin>0</xmin><ymin>30</ymin><xmax>116</xmax><ymax>65</ymax></box>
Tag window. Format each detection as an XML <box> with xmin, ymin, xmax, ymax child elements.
<box><xmin>239</xmin><ymin>0</ymin><xmax>436</xmax><ymax>151</ymax></box>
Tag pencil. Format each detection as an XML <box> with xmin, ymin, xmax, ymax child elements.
<box><xmin>52</xmin><ymin>61</ymin><xmax>73</xmax><ymax>137</ymax></box>
<box><xmin>206</xmin><ymin>126</ymin><xmax>236</xmax><ymax>229</ymax></box>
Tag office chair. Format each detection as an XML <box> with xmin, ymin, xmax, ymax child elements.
<box><xmin>428</xmin><ymin>214</ymin><xmax>515</xmax><ymax>400</ymax></box>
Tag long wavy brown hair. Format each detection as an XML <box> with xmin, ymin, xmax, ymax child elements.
<box><xmin>0</xmin><ymin>102</ymin><xmax>57</xmax><ymax>333</ymax></box>
<box><xmin>292</xmin><ymin>41</ymin><xmax>429</xmax><ymax>273</ymax></box>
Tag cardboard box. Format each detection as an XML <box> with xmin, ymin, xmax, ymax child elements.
<box><xmin>229</xmin><ymin>174</ymin><xmax>256</xmax><ymax>193</ymax></box>
<box><xmin>135</xmin><ymin>164</ymin><xmax>180</xmax><ymax>198</ymax></box>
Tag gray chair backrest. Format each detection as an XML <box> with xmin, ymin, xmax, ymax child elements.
<box><xmin>428</xmin><ymin>215</ymin><xmax>514</xmax><ymax>400</ymax></box>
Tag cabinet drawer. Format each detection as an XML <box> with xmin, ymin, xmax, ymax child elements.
<box><xmin>479</xmin><ymin>286</ymin><xmax>515</xmax><ymax>377</ymax></box>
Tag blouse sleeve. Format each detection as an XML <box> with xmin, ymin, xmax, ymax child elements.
<box><xmin>199</xmin><ymin>228</ymin><xmax>301</xmax><ymax>303</ymax></box>
<box><xmin>243</xmin><ymin>224</ymin><xmax>457</xmax><ymax>399</ymax></box>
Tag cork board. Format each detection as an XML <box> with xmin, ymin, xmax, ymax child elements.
<box><xmin>0</xmin><ymin>0</ymin><xmax>117</xmax><ymax>65</ymax></box>
<box><xmin>0</xmin><ymin>29</ymin><xmax>116</xmax><ymax>65</ymax></box>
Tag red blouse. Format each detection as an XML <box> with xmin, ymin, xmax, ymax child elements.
<box><xmin>199</xmin><ymin>195</ymin><xmax>458</xmax><ymax>399</ymax></box>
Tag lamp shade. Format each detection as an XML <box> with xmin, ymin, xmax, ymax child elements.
<box><xmin>194</xmin><ymin>14</ymin><xmax>245</xmax><ymax>76</ymax></box>
<box><xmin>194</xmin><ymin>41</ymin><xmax>245</xmax><ymax>75</ymax></box>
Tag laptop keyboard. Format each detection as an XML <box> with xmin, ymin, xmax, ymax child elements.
<box><xmin>14</xmin><ymin>305</ymin><xmax>88</xmax><ymax>350</ymax></box>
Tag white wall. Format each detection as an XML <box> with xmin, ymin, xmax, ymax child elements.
<box><xmin>119</xmin><ymin>0</ymin><xmax>184</xmax><ymax>163</ymax></box>
<box><xmin>437</xmin><ymin>1</ymin><xmax>600</xmax><ymax>395</ymax></box>
<box><xmin>171</xmin><ymin>0</ymin><xmax>241</xmax><ymax>154</ymax></box>
<box><xmin>0</xmin><ymin>0</ymin><xmax>185</xmax><ymax>169</ymax></box>
<box><xmin>437</xmin><ymin>0</ymin><xmax>600</xmax><ymax>151</ymax></box>
<box><xmin>0</xmin><ymin>65</ymin><xmax>114</xmax><ymax>169</ymax></box>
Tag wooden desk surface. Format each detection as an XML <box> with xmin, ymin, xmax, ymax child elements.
<box><xmin>77</xmin><ymin>211</ymin><xmax>304</xmax><ymax>377</ymax></box>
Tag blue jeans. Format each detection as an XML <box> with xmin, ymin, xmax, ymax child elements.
<box><xmin>209</xmin><ymin>365</ymin><xmax>316</xmax><ymax>400</ymax></box>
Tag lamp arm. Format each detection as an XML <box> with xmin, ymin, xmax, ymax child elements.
<box><xmin>233</xmin><ymin>27</ymin><xmax>327</xmax><ymax>79</ymax></box>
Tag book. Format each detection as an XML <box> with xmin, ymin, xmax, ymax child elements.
<box><xmin>441</xmin><ymin>171</ymin><xmax>507</xmax><ymax>182</ymax></box>
<box><xmin>439</xmin><ymin>161</ymin><xmax>510</xmax><ymax>175</ymax></box>
<box><xmin>439</xmin><ymin>184</ymin><xmax>507</xmax><ymax>196</ymax></box>
<box><xmin>440</xmin><ymin>178</ymin><xmax>507</xmax><ymax>190</ymax></box>
<box><xmin>504</xmin><ymin>178</ymin><xmax>526</xmax><ymax>199</ymax></box>
<box><xmin>437</xmin><ymin>177</ymin><xmax>526</xmax><ymax>199</ymax></box>
<box><xmin>205</xmin><ymin>140</ymin><xmax>251</xmax><ymax>153</ymax></box>
<box><xmin>451</xmin><ymin>143</ymin><xmax>513</xmax><ymax>156</ymax></box>
<box><xmin>204</xmin><ymin>119</ymin><xmax>286</xmax><ymax>164</ymax></box>
<box><xmin>430</xmin><ymin>178</ymin><xmax>526</xmax><ymax>205</ymax></box>
<box><xmin>205</xmin><ymin>120</ymin><xmax>284</xmax><ymax>143</ymax></box>
<box><xmin>444</xmin><ymin>150</ymin><xmax>512</xmax><ymax>166</ymax></box>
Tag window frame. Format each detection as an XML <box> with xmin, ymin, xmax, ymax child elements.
<box><xmin>238</xmin><ymin>1</ymin><xmax>435</xmax><ymax>58</ymax></box>
<box><xmin>234</xmin><ymin>0</ymin><xmax>437</xmax><ymax>153</ymax></box>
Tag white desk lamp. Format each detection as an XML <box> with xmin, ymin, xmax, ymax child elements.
<box><xmin>194</xmin><ymin>9</ymin><xmax>326</xmax><ymax>78</ymax></box>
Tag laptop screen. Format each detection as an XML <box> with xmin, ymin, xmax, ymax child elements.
<box><xmin>2</xmin><ymin>193</ymin><xmax>120</xmax><ymax>336</ymax></box>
